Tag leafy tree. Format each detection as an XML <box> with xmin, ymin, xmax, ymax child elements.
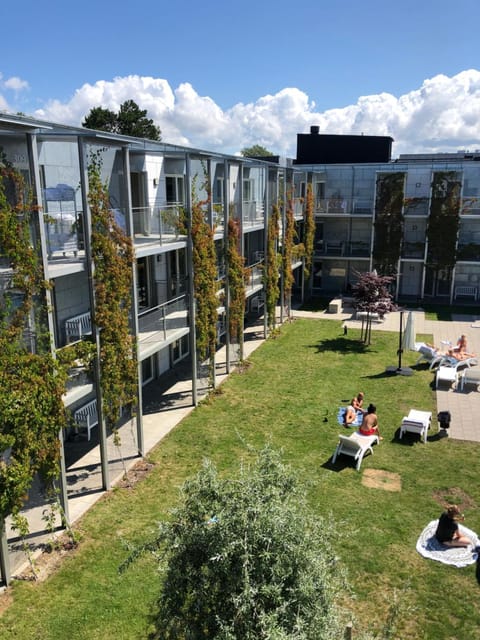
<box><xmin>82</xmin><ymin>106</ymin><xmax>117</xmax><ymax>133</ymax></box>
<box><xmin>82</xmin><ymin>100</ymin><xmax>161</xmax><ymax>141</ymax></box>
<box><xmin>122</xmin><ymin>445</ymin><xmax>346</xmax><ymax>639</ymax></box>
<box><xmin>241</xmin><ymin>144</ymin><xmax>274</xmax><ymax>158</ymax></box>
<box><xmin>352</xmin><ymin>270</ymin><xmax>397</xmax><ymax>345</ymax></box>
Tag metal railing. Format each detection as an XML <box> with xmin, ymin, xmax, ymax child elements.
<box><xmin>138</xmin><ymin>295</ymin><xmax>189</xmax><ymax>343</ymax></box>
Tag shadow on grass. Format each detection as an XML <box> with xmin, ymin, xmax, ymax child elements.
<box><xmin>313</xmin><ymin>337</ymin><xmax>369</xmax><ymax>354</ymax></box>
<box><xmin>391</xmin><ymin>427</ymin><xmax>448</xmax><ymax>446</ymax></box>
<box><xmin>321</xmin><ymin>456</ymin><xmax>354</xmax><ymax>473</ymax></box>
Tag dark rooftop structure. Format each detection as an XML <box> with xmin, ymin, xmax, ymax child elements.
<box><xmin>294</xmin><ymin>126</ymin><xmax>393</xmax><ymax>164</ymax></box>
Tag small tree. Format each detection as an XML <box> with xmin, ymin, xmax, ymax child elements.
<box><xmin>264</xmin><ymin>204</ymin><xmax>280</xmax><ymax>331</ymax></box>
<box><xmin>352</xmin><ymin>270</ymin><xmax>397</xmax><ymax>345</ymax></box>
<box><xmin>241</xmin><ymin>144</ymin><xmax>274</xmax><ymax>158</ymax></box>
<box><xmin>122</xmin><ymin>445</ymin><xmax>346</xmax><ymax>639</ymax></box>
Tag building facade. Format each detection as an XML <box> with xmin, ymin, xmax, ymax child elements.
<box><xmin>0</xmin><ymin>113</ymin><xmax>313</xmax><ymax>583</ymax></box>
<box><xmin>295</xmin><ymin>127</ymin><xmax>480</xmax><ymax>305</ymax></box>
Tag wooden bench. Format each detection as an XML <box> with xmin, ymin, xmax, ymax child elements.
<box><xmin>454</xmin><ymin>286</ymin><xmax>477</xmax><ymax>301</ymax></box>
<box><xmin>65</xmin><ymin>311</ymin><xmax>92</xmax><ymax>342</ymax></box>
<box><xmin>73</xmin><ymin>399</ymin><xmax>98</xmax><ymax>441</ymax></box>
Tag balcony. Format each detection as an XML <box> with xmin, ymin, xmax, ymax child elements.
<box><xmin>138</xmin><ymin>295</ymin><xmax>189</xmax><ymax>359</ymax></box>
<box><xmin>457</xmin><ymin>243</ymin><xmax>480</xmax><ymax>261</ymax></box>
<box><xmin>243</xmin><ymin>201</ymin><xmax>264</xmax><ymax>227</ymax></box>
<box><xmin>403</xmin><ymin>197</ymin><xmax>429</xmax><ymax>216</ymax></box>
<box><xmin>461</xmin><ymin>197</ymin><xmax>480</xmax><ymax>216</ymax></box>
<box><xmin>44</xmin><ymin>211</ymin><xmax>85</xmax><ymax>262</ymax></box>
<box><xmin>245</xmin><ymin>261</ymin><xmax>264</xmax><ymax>295</ymax></box>
<box><xmin>132</xmin><ymin>204</ymin><xmax>187</xmax><ymax>248</ymax></box>
<box><xmin>401</xmin><ymin>242</ymin><xmax>425</xmax><ymax>259</ymax></box>
<box><xmin>315</xmin><ymin>198</ymin><xmax>373</xmax><ymax>215</ymax></box>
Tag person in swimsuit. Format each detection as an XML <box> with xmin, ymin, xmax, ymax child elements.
<box><xmin>359</xmin><ymin>403</ymin><xmax>382</xmax><ymax>439</ymax></box>
<box><xmin>435</xmin><ymin>505</ymin><xmax>472</xmax><ymax>547</ymax></box>
<box><xmin>344</xmin><ymin>392</ymin><xmax>365</xmax><ymax>425</ymax></box>
<box><xmin>449</xmin><ymin>335</ymin><xmax>476</xmax><ymax>361</ymax></box>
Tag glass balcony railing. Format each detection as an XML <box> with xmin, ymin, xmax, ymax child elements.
<box><xmin>245</xmin><ymin>262</ymin><xmax>264</xmax><ymax>292</ymax></box>
<box><xmin>44</xmin><ymin>210</ymin><xmax>84</xmax><ymax>260</ymax></box>
<box><xmin>315</xmin><ymin>199</ymin><xmax>373</xmax><ymax>215</ymax></box>
<box><xmin>401</xmin><ymin>242</ymin><xmax>425</xmax><ymax>259</ymax></box>
<box><xmin>243</xmin><ymin>201</ymin><xmax>264</xmax><ymax>227</ymax></box>
<box><xmin>403</xmin><ymin>197</ymin><xmax>429</xmax><ymax>216</ymax></box>
<box><xmin>461</xmin><ymin>198</ymin><xmax>480</xmax><ymax>216</ymax></box>
<box><xmin>457</xmin><ymin>243</ymin><xmax>480</xmax><ymax>261</ymax></box>
<box><xmin>132</xmin><ymin>204</ymin><xmax>187</xmax><ymax>244</ymax></box>
<box><xmin>138</xmin><ymin>295</ymin><xmax>189</xmax><ymax>344</ymax></box>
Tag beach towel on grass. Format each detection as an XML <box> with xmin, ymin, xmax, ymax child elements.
<box><xmin>416</xmin><ymin>519</ymin><xmax>479</xmax><ymax>567</ymax></box>
<box><xmin>337</xmin><ymin>407</ymin><xmax>363</xmax><ymax>427</ymax></box>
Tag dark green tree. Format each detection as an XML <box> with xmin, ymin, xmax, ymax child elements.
<box><xmin>82</xmin><ymin>100</ymin><xmax>161</xmax><ymax>141</ymax></box>
<box><xmin>82</xmin><ymin>106</ymin><xmax>117</xmax><ymax>133</ymax></box>
<box><xmin>241</xmin><ymin>144</ymin><xmax>274</xmax><ymax>158</ymax></box>
<box><xmin>121</xmin><ymin>445</ymin><xmax>346</xmax><ymax>639</ymax></box>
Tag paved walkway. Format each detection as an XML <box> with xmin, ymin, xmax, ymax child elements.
<box><xmin>293</xmin><ymin>305</ymin><xmax>480</xmax><ymax>443</ymax></box>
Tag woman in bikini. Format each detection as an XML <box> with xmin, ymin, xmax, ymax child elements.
<box><xmin>359</xmin><ymin>403</ymin><xmax>382</xmax><ymax>439</ymax></box>
<box><xmin>344</xmin><ymin>392</ymin><xmax>365</xmax><ymax>425</ymax></box>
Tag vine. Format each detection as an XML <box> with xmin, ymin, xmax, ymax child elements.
<box><xmin>190</xmin><ymin>170</ymin><xmax>218</xmax><ymax>384</ymax></box>
<box><xmin>264</xmin><ymin>203</ymin><xmax>280</xmax><ymax>331</ymax></box>
<box><xmin>373</xmin><ymin>172</ymin><xmax>405</xmax><ymax>275</ymax></box>
<box><xmin>303</xmin><ymin>182</ymin><xmax>315</xmax><ymax>277</ymax></box>
<box><xmin>282</xmin><ymin>187</ymin><xmax>295</xmax><ymax>315</ymax></box>
<box><xmin>0</xmin><ymin>155</ymin><xmax>67</xmax><ymax>523</ymax></box>
<box><xmin>426</xmin><ymin>171</ymin><xmax>461</xmax><ymax>270</ymax></box>
<box><xmin>226</xmin><ymin>218</ymin><xmax>247</xmax><ymax>349</ymax></box>
<box><xmin>88</xmin><ymin>151</ymin><xmax>137</xmax><ymax>430</ymax></box>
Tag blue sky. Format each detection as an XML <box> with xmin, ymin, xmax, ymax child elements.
<box><xmin>2</xmin><ymin>0</ymin><xmax>480</xmax><ymax>157</ymax></box>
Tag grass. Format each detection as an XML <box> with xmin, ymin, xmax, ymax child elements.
<box><xmin>1</xmin><ymin>319</ymin><xmax>480</xmax><ymax>639</ymax></box>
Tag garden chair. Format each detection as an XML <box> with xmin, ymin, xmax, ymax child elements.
<box><xmin>435</xmin><ymin>356</ymin><xmax>478</xmax><ymax>389</ymax></box>
<box><xmin>399</xmin><ymin>409</ymin><xmax>432</xmax><ymax>443</ymax></box>
<box><xmin>415</xmin><ymin>343</ymin><xmax>444</xmax><ymax>370</ymax></box>
<box><xmin>331</xmin><ymin>432</ymin><xmax>379</xmax><ymax>471</ymax></box>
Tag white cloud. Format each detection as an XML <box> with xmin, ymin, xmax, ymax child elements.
<box><xmin>23</xmin><ymin>69</ymin><xmax>480</xmax><ymax>158</ymax></box>
<box><xmin>4</xmin><ymin>76</ymin><xmax>29</xmax><ymax>91</ymax></box>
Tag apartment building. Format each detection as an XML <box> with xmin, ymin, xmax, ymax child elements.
<box><xmin>294</xmin><ymin>126</ymin><xmax>480</xmax><ymax>306</ymax></box>
<box><xmin>0</xmin><ymin>113</ymin><xmax>311</xmax><ymax>583</ymax></box>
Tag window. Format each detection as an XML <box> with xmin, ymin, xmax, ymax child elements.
<box><xmin>166</xmin><ymin>175</ymin><xmax>185</xmax><ymax>204</ymax></box>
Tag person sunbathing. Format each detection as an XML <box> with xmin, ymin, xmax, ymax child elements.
<box><xmin>435</xmin><ymin>505</ymin><xmax>472</xmax><ymax>548</ymax></box>
<box><xmin>344</xmin><ymin>392</ymin><xmax>365</xmax><ymax>425</ymax></box>
<box><xmin>449</xmin><ymin>334</ymin><xmax>476</xmax><ymax>361</ymax></box>
<box><xmin>359</xmin><ymin>403</ymin><xmax>382</xmax><ymax>439</ymax></box>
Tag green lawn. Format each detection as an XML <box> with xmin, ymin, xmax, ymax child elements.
<box><xmin>1</xmin><ymin>319</ymin><xmax>480</xmax><ymax>639</ymax></box>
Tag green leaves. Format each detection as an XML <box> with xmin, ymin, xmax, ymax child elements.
<box><xmin>129</xmin><ymin>445</ymin><xmax>345</xmax><ymax>639</ymax></box>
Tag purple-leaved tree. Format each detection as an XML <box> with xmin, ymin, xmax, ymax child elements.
<box><xmin>352</xmin><ymin>270</ymin><xmax>398</xmax><ymax>344</ymax></box>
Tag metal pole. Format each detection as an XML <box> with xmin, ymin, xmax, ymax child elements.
<box><xmin>0</xmin><ymin>517</ymin><xmax>10</xmax><ymax>586</ymax></box>
<box><xmin>397</xmin><ymin>310</ymin><xmax>404</xmax><ymax>371</ymax></box>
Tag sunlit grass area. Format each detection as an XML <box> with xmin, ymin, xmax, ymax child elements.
<box><xmin>1</xmin><ymin>319</ymin><xmax>479</xmax><ymax>639</ymax></box>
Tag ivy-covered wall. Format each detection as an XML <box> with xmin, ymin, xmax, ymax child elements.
<box><xmin>373</xmin><ymin>172</ymin><xmax>406</xmax><ymax>275</ymax></box>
